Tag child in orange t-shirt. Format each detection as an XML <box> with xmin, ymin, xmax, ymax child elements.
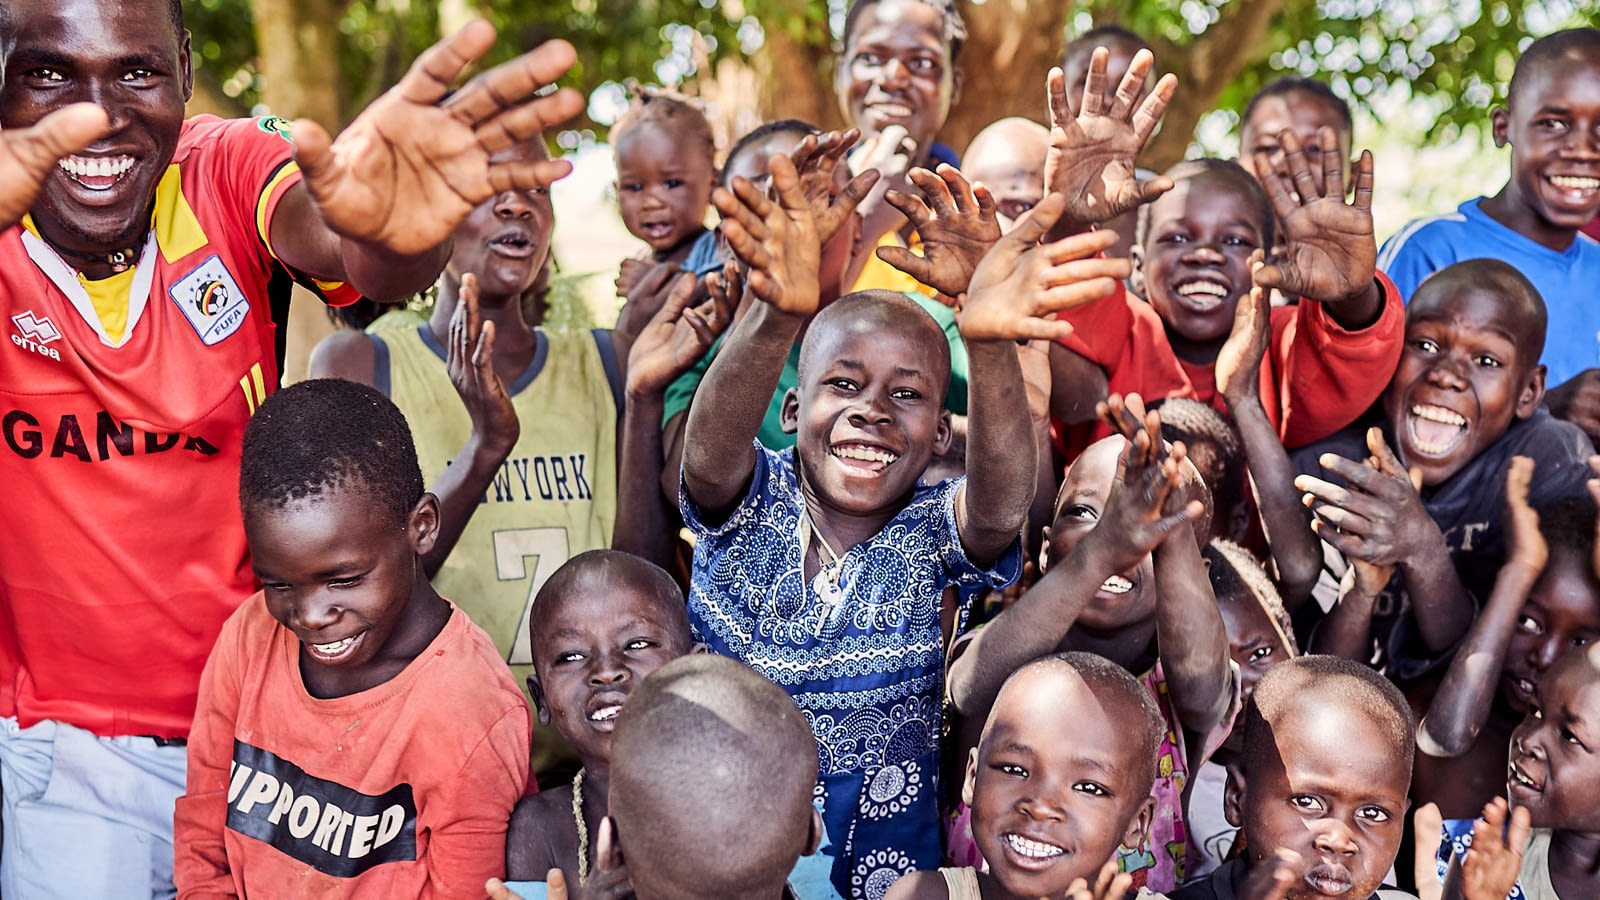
<box><xmin>174</xmin><ymin>380</ymin><xmax>530</xmax><ymax>900</ymax></box>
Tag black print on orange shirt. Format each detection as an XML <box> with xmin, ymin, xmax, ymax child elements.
<box><xmin>226</xmin><ymin>741</ymin><xmax>417</xmax><ymax>878</ymax></box>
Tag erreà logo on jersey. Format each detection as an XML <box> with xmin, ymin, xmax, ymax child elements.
<box><xmin>171</xmin><ymin>255</ymin><xmax>249</xmax><ymax>346</ymax></box>
<box><xmin>226</xmin><ymin>741</ymin><xmax>417</xmax><ymax>878</ymax></box>
<box><xmin>11</xmin><ymin>311</ymin><xmax>62</xmax><ymax>361</ymax></box>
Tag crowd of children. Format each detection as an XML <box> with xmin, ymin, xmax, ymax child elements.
<box><xmin>4</xmin><ymin>0</ymin><xmax>1600</xmax><ymax>899</ymax></box>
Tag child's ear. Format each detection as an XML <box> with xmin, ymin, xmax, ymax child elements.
<box><xmin>950</xmin><ymin>68</ymin><xmax>964</xmax><ymax>107</ymax></box>
<box><xmin>804</xmin><ymin>807</ymin><xmax>825</xmax><ymax>857</ymax></box>
<box><xmin>1038</xmin><ymin>526</ymin><xmax>1052</xmax><ymax>574</ymax></box>
<box><xmin>1515</xmin><ymin>364</ymin><xmax>1547</xmax><ymax>419</ymax></box>
<box><xmin>780</xmin><ymin>388</ymin><xmax>801</xmax><ymax>435</ymax></box>
<box><xmin>409</xmin><ymin>493</ymin><xmax>441</xmax><ymax>556</ymax></box>
<box><xmin>525</xmin><ymin>672</ymin><xmax>552</xmax><ymax>727</ymax></box>
<box><xmin>1490</xmin><ymin>106</ymin><xmax>1511</xmax><ymax>148</ymax></box>
<box><xmin>961</xmin><ymin>746</ymin><xmax>979</xmax><ymax>807</ymax></box>
<box><xmin>691</xmin><ymin>641</ymin><xmax>714</xmax><ymax>655</ymax></box>
<box><xmin>1121</xmin><ymin>796</ymin><xmax>1156</xmax><ymax>851</ymax></box>
<box><xmin>1223</xmin><ymin>761</ymin><xmax>1246</xmax><ymax>828</ymax></box>
<box><xmin>932</xmin><ymin>410</ymin><xmax>954</xmax><ymax>457</ymax></box>
<box><xmin>1129</xmin><ymin>240</ymin><xmax>1147</xmax><ymax>298</ymax></box>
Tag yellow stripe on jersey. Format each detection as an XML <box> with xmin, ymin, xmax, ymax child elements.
<box><xmin>239</xmin><ymin>362</ymin><xmax>267</xmax><ymax>414</ymax></box>
<box><xmin>256</xmin><ymin>160</ymin><xmax>301</xmax><ymax>261</ymax></box>
<box><xmin>77</xmin><ymin>267</ymin><xmax>137</xmax><ymax>345</ymax></box>
<box><xmin>152</xmin><ymin>165</ymin><xmax>207</xmax><ymax>264</ymax></box>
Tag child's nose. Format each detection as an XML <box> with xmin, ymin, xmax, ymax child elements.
<box><xmin>588</xmin><ymin>651</ymin><xmax>629</xmax><ymax>685</ymax></box>
<box><xmin>494</xmin><ymin>190</ymin><xmax>536</xmax><ymax>219</ymax></box>
<box><xmin>1423</xmin><ymin>356</ymin><xmax>1470</xmax><ymax>390</ymax></box>
<box><xmin>880</xmin><ymin>57</ymin><xmax>912</xmax><ymax>87</ymax></box>
<box><xmin>1311</xmin><ymin>818</ymin><xmax>1359</xmax><ymax>855</ymax></box>
<box><xmin>1182</xmin><ymin>242</ymin><xmax>1226</xmax><ymax>265</ymax></box>
<box><xmin>292</xmin><ymin>592</ymin><xmax>342</xmax><ymax>631</ymax></box>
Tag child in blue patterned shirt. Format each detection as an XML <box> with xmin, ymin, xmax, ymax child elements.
<box><xmin>679</xmin><ymin>135</ymin><xmax>1129</xmax><ymax>898</ymax></box>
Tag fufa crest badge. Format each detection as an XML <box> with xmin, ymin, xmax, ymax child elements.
<box><xmin>171</xmin><ymin>255</ymin><xmax>250</xmax><ymax>346</ymax></box>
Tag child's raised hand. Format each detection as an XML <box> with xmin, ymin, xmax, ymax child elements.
<box><xmin>1505</xmin><ymin>456</ymin><xmax>1548</xmax><ymax>578</ymax></box>
<box><xmin>1061</xmin><ymin>860</ymin><xmax>1135</xmax><ymax>900</ymax></box>
<box><xmin>1413</xmin><ymin>802</ymin><xmax>1446</xmax><ymax>900</ymax></box>
<box><xmin>1088</xmin><ymin>393</ymin><xmax>1206</xmax><ymax>569</ymax></box>
<box><xmin>1043</xmin><ymin>47</ymin><xmax>1178</xmax><ymax>231</ymax></box>
<box><xmin>1215</xmin><ymin>258</ymin><xmax>1271</xmax><ymax>408</ymax></box>
<box><xmin>788</xmin><ymin>129</ymin><xmax>881</xmax><ymax>245</ymax></box>
<box><xmin>1252</xmin><ymin>128</ymin><xmax>1378</xmax><ymax>311</ymax></box>
<box><xmin>956</xmin><ymin>194</ymin><xmax>1129</xmax><ymax>343</ymax></box>
<box><xmin>1238</xmin><ymin>849</ymin><xmax>1302</xmax><ymax>900</ymax></box>
<box><xmin>712</xmin><ymin>154</ymin><xmax>822</xmax><ymax>317</ymax></box>
<box><xmin>1295</xmin><ymin>427</ymin><xmax>1427</xmax><ymax>588</ymax></box>
<box><xmin>1457</xmin><ymin>798</ymin><xmax>1531</xmax><ymax>900</ymax></box>
<box><xmin>879</xmin><ymin>164</ymin><xmax>1002</xmax><ymax>301</ymax></box>
<box><xmin>448</xmin><ymin>273</ymin><xmax>520</xmax><ymax>454</ymax></box>
<box><xmin>624</xmin><ymin>269</ymin><xmax>735</xmax><ymax>399</ymax></box>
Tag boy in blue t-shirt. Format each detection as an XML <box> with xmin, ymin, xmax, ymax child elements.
<box><xmin>1378</xmin><ymin>28</ymin><xmax>1600</xmax><ymax>436</ymax></box>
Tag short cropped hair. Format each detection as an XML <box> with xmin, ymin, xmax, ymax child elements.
<box><xmin>1062</xmin><ymin>24</ymin><xmax>1152</xmax><ymax>72</ymax></box>
<box><xmin>1415</xmin><ymin>259</ymin><xmax>1548</xmax><ymax>365</ymax></box>
<box><xmin>529</xmin><ymin>549</ymin><xmax>693</xmax><ymax>657</ymax></box>
<box><xmin>240</xmin><ymin>379</ymin><xmax>424</xmax><ymax>525</ymax></box>
<box><xmin>1047</xmin><ymin>652</ymin><xmax>1164</xmax><ymax>799</ymax></box>
<box><xmin>1242</xmin><ymin>655</ymin><xmax>1415</xmax><ymax>781</ymax></box>
<box><xmin>611</xmin><ymin>85</ymin><xmax>715</xmax><ymax>163</ymax></box>
<box><xmin>1509</xmin><ymin>29</ymin><xmax>1600</xmax><ymax>109</ymax></box>
<box><xmin>1159</xmin><ymin>398</ymin><xmax>1245</xmax><ymax>533</ymax></box>
<box><xmin>1136</xmin><ymin>158</ymin><xmax>1276</xmax><ymax>252</ymax></box>
<box><xmin>843</xmin><ymin>0</ymin><xmax>967</xmax><ymax>66</ymax></box>
<box><xmin>0</xmin><ymin>0</ymin><xmax>184</xmax><ymax>57</ymax></box>
<box><xmin>721</xmin><ymin>118</ymin><xmax>818</xmax><ymax>186</ymax></box>
<box><xmin>611</xmin><ymin>655</ymin><xmax>818</xmax><ymax>900</ymax></box>
<box><xmin>1242</xmin><ymin>77</ymin><xmax>1353</xmax><ymax>136</ymax></box>
<box><xmin>799</xmin><ymin>290</ymin><xmax>952</xmax><ymax>390</ymax></box>
<box><xmin>1538</xmin><ymin>493</ymin><xmax>1600</xmax><ymax>562</ymax></box>
<box><xmin>1203</xmin><ymin>539</ymin><xmax>1299</xmax><ymax>657</ymax></box>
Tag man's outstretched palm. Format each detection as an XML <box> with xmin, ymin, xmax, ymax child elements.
<box><xmin>293</xmin><ymin>23</ymin><xmax>584</xmax><ymax>256</ymax></box>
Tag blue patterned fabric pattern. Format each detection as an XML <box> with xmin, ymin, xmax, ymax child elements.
<box><xmin>682</xmin><ymin>443</ymin><xmax>1022</xmax><ymax>899</ymax></box>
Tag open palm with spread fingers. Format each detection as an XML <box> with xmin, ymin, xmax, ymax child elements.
<box><xmin>292</xmin><ymin>23</ymin><xmax>584</xmax><ymax>256</ymax></box>
<box><xmin>1252</xmin><ymin>127</ymin><xmax>1378</xmax><ymax>309</ymax></box>
<box><xmin>1044</xmin><ymin>47</ymin><xmax>1177</xmax><ymax>231</ymax></box>
<box><xmin>879</xmin><ymin>164</ymin><xmax>1002</xmax><ymax>300</ymax></box>
<box><xmin>958</xmin><ymin>194</ymin><xmax>1130</xmax><ymax>343</ymax></box>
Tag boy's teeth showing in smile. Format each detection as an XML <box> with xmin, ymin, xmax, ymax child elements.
<box><xmin>832</xmin><ymin>443</ymin><xmax>899</xmax><ymax>473</ymax></box>
<box><xmin>1002</xmin><ymin>832</ymin><xmax>1065</xmax><ymax>865</ymax></box>
<box><xmin>588</xmin><ymin>705</ymin><xmax>621</xmax><ymax>723</ymax></box>
<box><xmin>1548</xmin><ymin>174</ymin><xmax>1600</xmax><ymax>199</ymax></box>
<box><xmin>1098</xmin><ymin>575</ymin><xmax>1134</xmax><ymax>595</ymax></box>
<box><xmin>1407</xmin><ymin>404</ymin><xmax>1468</xmax><ymax>455</ymax></box>
<box><xmin>1509</xmin><ymin>757</ymin><xmax>1543</xmax><ymax>794</ymax></box>
<box><xmin>1173</xmin><ymin>278</ymin><xmax>1230</xmax><ymax>311</ymax></box>
<box><xmin>306</xmin><ymin>632</ymin><xmax>364</xmax><ymax>664</ymax></box>
<box><xmin>57</xmin><ymin>155</ymin><xmax>136</xmax><ymax>192</ymax></box>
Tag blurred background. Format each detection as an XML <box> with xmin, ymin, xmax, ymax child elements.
<box><xmin>181</xmin><ymin>0</ymin><xmax>1597</xmax><ymax>375</ymax></box>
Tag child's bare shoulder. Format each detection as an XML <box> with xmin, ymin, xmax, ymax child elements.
<box><xmin>505</xmin><ymin>786</ymin><xmax>576</xmax><ymax>881</ymax></box>
<box><xmin>883</xmin><ymin>869</ymin><xmax>954</xmax><ymax>900</ymax></box>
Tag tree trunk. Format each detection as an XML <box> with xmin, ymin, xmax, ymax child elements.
<box><xmin>250</xmin><ymin>0</ymin><xmax>346</xmax><ymax>129</ymax></box>
<box><xmin>754</xmin><ymin>1</ymin><xmax>844</xmax><ymax>133</ymax></box>
<box><xmin>938</xmin><ymin>0</ymin><xmax>1068</xmax><ymax>155</ymax></box>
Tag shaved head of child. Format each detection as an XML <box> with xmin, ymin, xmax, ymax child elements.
<box><xmin>782</xmin><ymin>291</ymin><xmax>955</xmax><ymax>514</ymax></box>
<box><xmin>962</xmin><ymin>117</ymin><xmax>1049</xmax><ymax>225</ymax></box>
<box><xmin>527</xmin><ymin>550</ymin><xmax>693</xmax><ymax>772</ymax></box>
<box><xmin>610</xmin><ymin>654</ymin><xmax>822</xmax><ymax>900</ymax></box>
<box><xmin>962</xmin><ymin>652</ymin><xmax>1163</xmax><ymax>898</ymax></box>
<box><xmin>1229</xmin><ymin>655</ymin><xmax>1414</xmax><ymax>900</ymax></box>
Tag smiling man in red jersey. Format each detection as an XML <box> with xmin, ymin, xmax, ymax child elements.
<box><xmin>0</xmin><ymin>0</ymin><xmax>582</xmax><ymax>894</ymax></box>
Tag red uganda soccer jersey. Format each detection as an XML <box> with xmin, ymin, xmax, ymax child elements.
<box><xmin>0</xmin><ymin>115</ymin><xmax>357</xmax><ymax>739</ymax></box>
